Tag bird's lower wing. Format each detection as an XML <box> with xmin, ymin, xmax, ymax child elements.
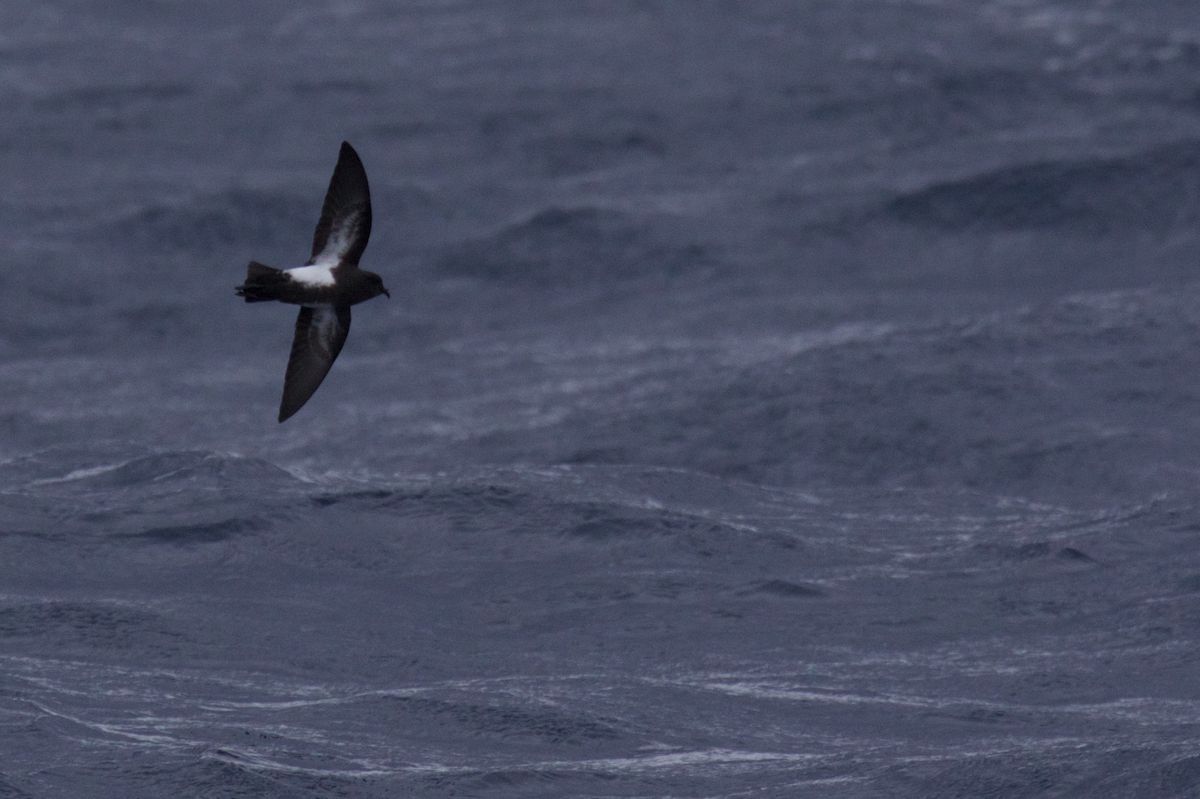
<box><xmin>278</xmin><ymin>305</ymin><xmax>351</xmax><ymax>422</ymax></box>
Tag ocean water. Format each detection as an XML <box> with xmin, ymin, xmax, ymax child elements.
<box><xmin>5</xmin><ymin>1</ymin><xmax>1200</xmax><ymax>796</ymax></box>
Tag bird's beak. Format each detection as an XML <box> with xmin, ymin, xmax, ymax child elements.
<box><xmin>383</xmin><ymin>287</ymin><xmax>391</xmax><ymax>298</ymax></box>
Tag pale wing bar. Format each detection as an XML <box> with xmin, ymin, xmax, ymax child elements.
<box><xmin>278</xmin><ymin>305</ymin><xmax>352</xmax><ymax>422</ymax></box>
<box><xmin>309</xmin><ymin>141</ymin><xmax>372</xmax><ymax>267</ymax></box>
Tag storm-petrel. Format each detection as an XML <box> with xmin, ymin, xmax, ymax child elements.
<box><xmin>236</xmin><ymin>141</ymin><xmax>389</xmax><ymax>422</ymax></box>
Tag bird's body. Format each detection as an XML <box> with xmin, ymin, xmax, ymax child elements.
<box><xmin>236</xmin><ymin>141</ymin><xmax>389</xmax><ymax>422</ymax></box>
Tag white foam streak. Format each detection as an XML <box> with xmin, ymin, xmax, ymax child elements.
<box><xmin>28</xmin><ymin>461</ymin><xmax>130</xmax><ymax>485</ymax></box>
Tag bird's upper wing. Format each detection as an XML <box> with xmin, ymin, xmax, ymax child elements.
<box><xmin>308</xmin><ymin>141</ymin><xmax>372</xmax><ymax>267</ymax></box>
<box><xmin>278</xmin><ymin>305</ymin><xmax>351</xmax><ymax>422</ymax></box>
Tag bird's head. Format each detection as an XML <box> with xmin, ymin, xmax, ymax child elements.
<box><xmin>366</xmin><ymin>270</ymin><xmax>390</xmax><ymax>299</ymax></box>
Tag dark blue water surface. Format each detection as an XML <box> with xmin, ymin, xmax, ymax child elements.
<box><xmin>6</xmin><ymin>2</ymin><xmax>1200</xmax><ymax>796</ymax></box>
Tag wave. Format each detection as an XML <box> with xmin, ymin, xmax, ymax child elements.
<box><xmin>884</xmin><ymin>139</ymin><xmax>1200</xmax><ymax>234</ymax></box>
<box><xmin>10</xmin><ymin>448</ymin><xmax>304</xmax><ymax>491</ymax></box>
<box><xmin>0</xmin><ymin>600</ymin><xmax>161</xmax><ymax>645</ymax></box>
<box><xmin>33</xmin><ymin>81</ymin><xmax>194</xmax><ymax>112</ymax></box>
<box><xmin>533</xmin><ymin>287</ymin><xmax>1200</xmax><ymax>503</ymax></box>
<box><xmin>125</xmin><ymin>517</ymin><xmax>269</xmax><ymax>544</ymax></box>
<box><xmin>435</xmin><ymin>205</ymin><xmax>716</xmax><ymax>284</ymax></box>
<box><xmin>104</xmin><ymin>189</ymin><xmax>313</xmax><ymax>255</ymax></box>
<box><xmin>0</xmin><ymin>448</ymin><xmax>307</xmax><ymax>545</ymax></box>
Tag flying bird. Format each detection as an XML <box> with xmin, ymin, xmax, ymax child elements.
<box><xmin>236</xmin><ymin>141</ymin><xmax>389</xmax><ymax>422</ymax></box>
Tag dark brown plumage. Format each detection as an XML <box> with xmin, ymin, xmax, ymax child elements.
<box><xmin>235</xmin><ymin>142</ymin><xmax>389</xmax><ymax>422</ymax></box>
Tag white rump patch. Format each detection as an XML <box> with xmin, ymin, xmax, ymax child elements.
<box><xmin>285</xmin><ymin>265</ymin><xmax>336</xmax><ymax>287</ymax></box>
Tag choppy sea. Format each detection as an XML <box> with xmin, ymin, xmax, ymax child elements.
<box><xmin>6</xmin><ymin>1</ymin><xmax>1200</xmax><ymax>796</ymax></box>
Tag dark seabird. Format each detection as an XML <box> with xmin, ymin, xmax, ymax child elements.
<box><xmin>236</xmin><ymin>141</ymin><xmax>389</xmax><ymax>422</ymax></box>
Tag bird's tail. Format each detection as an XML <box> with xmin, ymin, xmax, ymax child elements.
<box><xmin>235</xmin><ymin>261</ymin><xmax>287</xmax><ymax>302</ymax></box>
